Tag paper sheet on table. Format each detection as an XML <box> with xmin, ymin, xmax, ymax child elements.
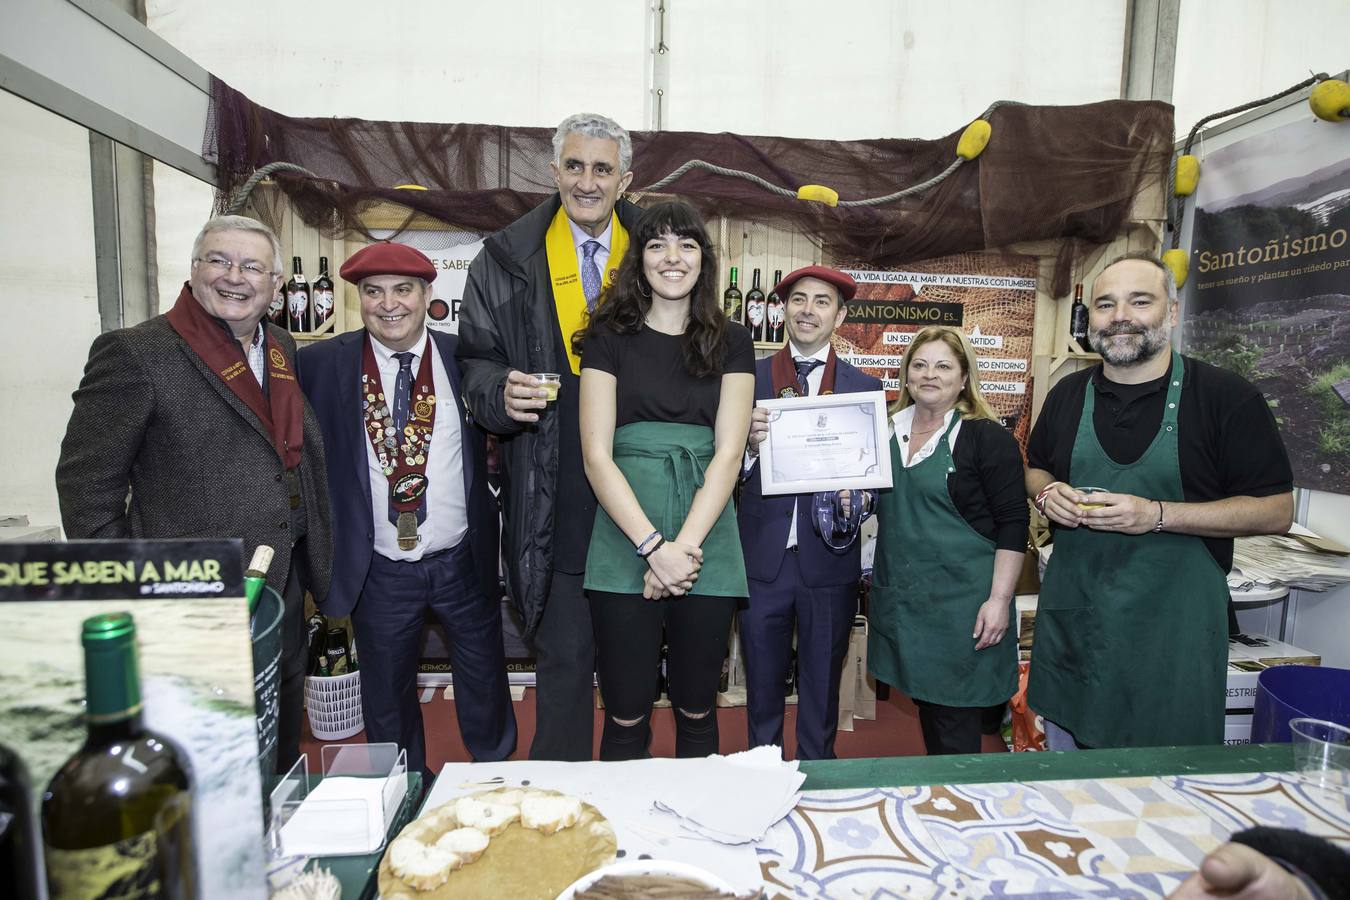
<box><xmin>278</xmin><ymin>776</ymin><xmax>387</xmax><ymax>856</ymax></box>
<box><xmin>648</xmin><ymin>746</ymin><xmax>805</xmax><ymax>843</ymax></box>
<box><xmin>1231</xmin><ymin>532</ymin><xmax>1350</xmax><ymax>592</ymax></box>
<box><xmin>426</xmin><ymin>759</ymin><xmax>781</xmax><ymax>893</ymax></box>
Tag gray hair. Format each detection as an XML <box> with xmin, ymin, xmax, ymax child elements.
<box><xmin>191</xmin><ymin>215</ymin><xmax>284</xmax><ymax>276</ymax></box>
<box><xmin>552</xmin><ymin>113</ymin><xmax>632</xmax><ymax>174</ymax></box>
<box><xmin>1100</xmin><ymin>252</ymin><xmax>1178</xmax><ymax>305</ymax></box>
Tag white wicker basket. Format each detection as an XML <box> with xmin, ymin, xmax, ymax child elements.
<box><xmin>304</xmin><ymin>670</ymin><xmax>364</xmax><ymax>740</ymax></box>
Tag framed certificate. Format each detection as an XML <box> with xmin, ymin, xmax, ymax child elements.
<box><xmin>756</xmin><ymin>391</ymin><xmax>893</xmax><ymax>496</ymax></box>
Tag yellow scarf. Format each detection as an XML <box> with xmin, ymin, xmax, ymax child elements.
<box><xmin>545</xmin><ymin>207</ymin><xmax>629</xmax><ymax>375</ymax></box>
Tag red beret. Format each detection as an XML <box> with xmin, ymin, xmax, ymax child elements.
<box><xmin>773</xmin><ymin>265</ymin><xmax>856</xmax><ymax>302</ymax></box>
<box><xmin>339</xmin><ymin>242</ymin><xmax>437</xmax><ymax>284</ymax></box>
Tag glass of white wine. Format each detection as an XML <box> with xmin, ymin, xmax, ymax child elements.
<box><xmin>1075</xmin><ymin>486</ymin><xmax>1108</xmax><ymax>510</ymax></box>
<box><xmin>530</xmin><ymin>373</ymin><xmax>561</xmax><ymax>403</ymax></box>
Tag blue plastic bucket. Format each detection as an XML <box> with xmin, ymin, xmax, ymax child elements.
<box><xmin>1251</xmin><ymin>664</ymin><xmax>1350</xmax><ymax>743</ymax></box>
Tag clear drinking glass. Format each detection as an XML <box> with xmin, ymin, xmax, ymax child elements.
<box><xmin>531</xmin><ymin>373</ymin><xmax>561</xmax><ymax>402</ymax></box>
<box><xmin>1290</xmin><ymin>717</ymin><xmax>1350</xmax><ymax>795</ymax></box>
<box><xmin>1075</xmin><ymin>486</ymin><xmax>1108</xmax><ymax>510</ymax></box>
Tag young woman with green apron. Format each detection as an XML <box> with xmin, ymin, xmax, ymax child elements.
<box><xmin>869</xmin><ymin>327</ymin><xmax>1027</xmax><ymax>755</ymax></box>
<box><xmin>574</xmin><ymin>200</ymin><xmax>755</xmax><ymax>761</ymax></box>
<box><xmin>1028</xmin><ymin>352</ymin><xmax>1229</xmax><ymax>748</ymax></box>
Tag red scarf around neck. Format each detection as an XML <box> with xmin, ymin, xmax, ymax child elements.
<box><xmin>770</xmin><ymin>343</ymin><xmax>839</xmax><ymax>398</ymax></box>
<box><xmin>166</xmin><ymin>282</ymin><xmax>304</xmax><ymax>470</ymax></box>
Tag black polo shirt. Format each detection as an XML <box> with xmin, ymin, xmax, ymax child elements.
<box><xmin>1026</xmin><ymin>354</ymin><xmax>1292</xmax><ymax>572</ymax></box>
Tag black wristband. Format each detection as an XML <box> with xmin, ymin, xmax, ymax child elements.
<box><xmin>639</xmin><ymin>536</ymin><xmax>666</xmax><ymax>559</ymax></box>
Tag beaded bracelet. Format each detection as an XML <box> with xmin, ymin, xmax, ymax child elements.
<box><xmin>634</xmin><ymin>530</ymin><xmax>662</xmax><ymax>557</ymax></box>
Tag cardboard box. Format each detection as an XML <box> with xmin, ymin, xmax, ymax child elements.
<box><xmin>1228</xmin><ymin>633</ymin><xmax>1322</xmax><ymax>668</ymax></box>
<box><xmin>1224</xmin><ymin>713</ymin><xmax>1253</xmax><ymax>746</ymax></box>
<box><xmin>1015</xmin><ymin>594</ymin><xmax>1037</xmax><ymax>662</ymax></box>
<box><xmin>1226</xmin><ymin>634</ymin><xmax>1320</xmax><ymax>711</ymax></box>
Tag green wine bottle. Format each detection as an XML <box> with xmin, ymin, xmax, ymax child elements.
<box><xmin>1</xmin><ymin>742</ymin><xmax>43</xmax><ymax>900</ymax></box>
<box><xmin>722</xmin><ymin>266</ymin><xmax>743</xmax><ymax>324</ymax></box>
<box><xmin>42</xmin><ymin>612</ymin><xmax>197</xmax><ymax>899</ymax></box>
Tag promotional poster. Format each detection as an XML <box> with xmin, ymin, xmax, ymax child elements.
<box><xmin>1183</xmin><ymin>115</ymin><xmax>1350</xmax><ymax>493</ymax></box>
<box><xmin>0</xmin><ymin>540</ymin><xmax>267</xmax><ymax>899</ymax></box>
<box><xmin>836</xmin><ymin>251</ymin><xmax>1039</xmax><ymax>451</ymax></box>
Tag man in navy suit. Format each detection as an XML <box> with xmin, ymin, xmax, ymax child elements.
<box><xmin>298</xmin><ymin>243</ymin><xmax>515</xmax><ymax>776</ymax></box>
<box><xmin>739</xmin><ymin>266</ymin><xmax>882</xmax><ymax>760</ymax></box>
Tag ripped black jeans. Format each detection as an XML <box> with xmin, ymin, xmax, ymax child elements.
<box><xmin>589</xmin><ymin>590</ymin><xmax>738</xmax><ymax>761</ymax></box>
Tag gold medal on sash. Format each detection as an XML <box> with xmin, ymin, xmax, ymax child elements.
<box><xmin>396</xmin><ymin>512</ymin><xmax>419</xmax><ymax>551</ymax></box>
<box><xmin>391</xmin><ymin>472</ymin><xmax>430</xmax><ymax>550</ymax></box>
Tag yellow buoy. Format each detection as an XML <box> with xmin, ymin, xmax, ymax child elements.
<box><xmin>797</xmin><ymin>184</ymin><xmax>840</xmax><ymax>207</ymax></box>
<box><xmin>1310</xmin><ymin>79</ymin><xmax>1350</xmax><ymax>122</ymax></box>
<box><xmin>1174</xmin><ymin>155</ymin><xmax>1200</xmax><ymax>197</ymax></box>
<box><xmin>956</xmin><ymin>120</ymin><xmax>992</xmax><ymax>160</ymax></box>
<box><xmin>394</xmin><ymin>184</ymin><xmax>428</xmax><ymax>191</ymax></box>
<box><xmin>1162</xmin><ymin>249</ymin><xmax>1189</xmax><ymax>289</ymax></box>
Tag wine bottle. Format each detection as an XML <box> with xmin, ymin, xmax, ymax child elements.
<box><xmin>766</xmin><ymin>269</ymin><xmax>785</xmax><ymax>344</ymax></box>
<box><xmin>722</xmin><ymin>266</ymin><xmax>743</xmax><ymax>324</ymax></box>
<box><xmin>1069</xmin><ymin>283</ymin><xmax>1089</xmax><ymax>352</ymax></box>
<box><xmin>244</xmin><ymin>544</ymin><xmax>274</xmax><ymax>616</ymax></box>
<box><xmin>286</xmin><ymin>257</ymin><xmax>311</xmax><ymax>333</ymax></box>
<box><xmin>744</xmin><ymin>268</ymin><xmax>766</xmax><ymax>342</ymax></box>
<box><xmin>42</xmin><ymin>613</ymin><xmax>196</xmax><ymax>899</ymax></box>
<box><xmin>266</xmin><ymin>286</ymin><xmax>286</xmax><ymax>327</ymax></box>
<box><xmin>306</xmin><ymin>612</ymin><xmax>326</xmax><ymax>676</ymax></box>
<box><xmin>324</xmin><ymin>625</ymin><xmax>350</xmax><ymax>676</ymax></box>
<box><xmin>312</xmin><ymin>256</ymin><xmax>335</xmax><ymax>329</ymax></box>
<box><xmin>1</xmin><ymin>743</ymin><xmax>43</xmax><ymax>900</ymax></box>
<box><xmin>655</xmin><ymin>641</ymin><xmax>669</xmax><ymax>701</ymax></box>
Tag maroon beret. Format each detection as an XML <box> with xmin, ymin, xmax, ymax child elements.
<box><xmin>773</xmin><ymin>265</ymin><xmax>856</xmax><ymax>302</ymax></box>
<box><xmin>339</xmin><ymin>242</ymin><xmax>437</xmax><ymax>284</ymax></box>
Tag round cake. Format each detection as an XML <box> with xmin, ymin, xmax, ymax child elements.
<box><xmin>377</xmin><ymin>786</ymin><xmax>618</xmax><ymax>899</ymax></box>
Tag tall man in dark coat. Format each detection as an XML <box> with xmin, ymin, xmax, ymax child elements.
<box><xmin>739</xmin><ymin>266</ymin><xmax>882</xmax><ymax>759</ymax></box>
<box><xmin>56</xmin><ymin>214</ymin><xmax>333</xmax><ymax>772</ymax></box>
<box><xmin>298</xmin><ymin>243</ymin><xmax>515</xmax><ymax>776</ymax></box>
<box><xmin>457</xmin><ymin>113</ymin><xmax>641</xmax><ymax>760</ymax></box>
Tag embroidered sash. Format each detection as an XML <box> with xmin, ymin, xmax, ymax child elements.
<box><xmin>361</xmin><ymin>335</ymin><xmax>437</xmax><ymax>550</ymax></box>
<box><xmin>166</xmin><ymin>282</ymin><xmax>304</xmax><ymax>472</ymax></box>
<box><xmin>545</xmin><ymin>207</ymin><xmax>629</xmax><ymax>375</ymax></box>
<box><xmin>769</xmin><ymin>343</ymin><xmax>839</xmax><ymax>398</ymax></box>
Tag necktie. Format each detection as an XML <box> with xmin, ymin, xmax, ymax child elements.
<box><xmin>581</xmin><ymin>240</ymin><xmax>602</xmax><ymax>309</ymax></box>
<box><xmin>392</xmin><ymin>352</ymin><xmax>414</xmax><ymax>433</ymax></box>
<box><xmin>794</xmin><ymin>358</ymin><xmax>823</xmax><ymax>396</ymax></box>
<box><xmin>389</xmin><ymin>351</ymin><xmax>425</xmax><ymax>526</ymax></box>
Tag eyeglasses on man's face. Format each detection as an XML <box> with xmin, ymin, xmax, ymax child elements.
<box><xmin>193</xmin><ymin>256</ymin><xmax>275</xmax><ymax>281</ymax></box>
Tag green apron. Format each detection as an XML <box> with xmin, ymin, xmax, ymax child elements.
<box><xmin>869</xmin><ymin>415</ymin><xmax>1017</xmax><ymax>707</ymax></box>
<box><xmin>1028</xmin><ymin>352</ymin><xmax>1228</xmax><ymax>748</ymax></box>
<box><xmin>584</xmin><ymin>421</ymin><xmax>748</xmax><ymax>597</ymax></box>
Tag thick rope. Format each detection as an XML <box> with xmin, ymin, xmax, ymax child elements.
<box><xmin>1170</xmin><ymin>74</ymin><xmax>1329</xmax><ymax>249</ymax></box>
<box><xmin>223</xmin><ymin>161</ymin><xmax>321</xmax><ymax>214</ymax></box>
<box><xmin>635</xmin><ymin>99</ymin><xmax>1023</xmax><ymax>207</ymax></box>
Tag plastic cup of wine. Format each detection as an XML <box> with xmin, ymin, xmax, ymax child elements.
<box><xmin>1075</xmin><ymin>486</ymin><xmax>1108</xmax><ymax>510</ymax></box>
<box><xmin>1290</xmin><ymin>717</ymin><xmax>1350</xmax><ymax>796</ymax></box>
<box><xmin>530</xmin><ymin>373</ymin><xmax>561</xmax><ymax>402</ymax></box>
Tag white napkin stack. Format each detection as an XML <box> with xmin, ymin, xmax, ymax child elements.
<box><xmin>649</xmin><ymin>746</ymin><xmax>805</xmax><ymax>844</ymax></box>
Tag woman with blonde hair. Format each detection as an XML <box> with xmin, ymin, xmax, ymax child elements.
<box><xmin>869</xmin><ymin>326</ymin><xmax>1028</xmax><ymax>754</ymax></box>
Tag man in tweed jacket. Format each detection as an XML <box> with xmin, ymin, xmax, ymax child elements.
<box><xmin>56</xmin><ymin>215</ymin><xmax>333</xmax><ymax>772</ymax></box>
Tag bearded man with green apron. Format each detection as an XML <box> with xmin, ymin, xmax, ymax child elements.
<box><xmin>1025</xmin><ymin>256</ymin><xmax>1293</xmax><ymax>750</ymax></box>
